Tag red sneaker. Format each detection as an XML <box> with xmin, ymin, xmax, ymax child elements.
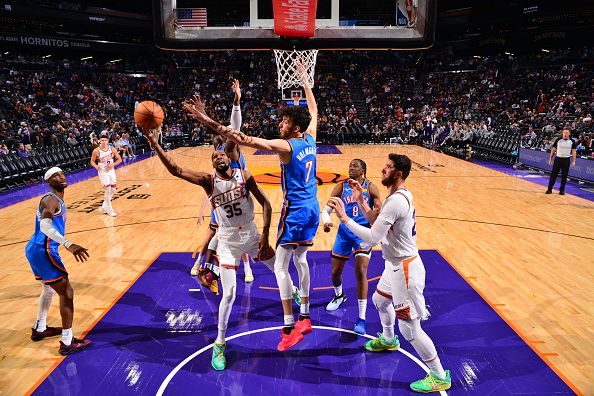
<box><xmin>277</xmin><ymin>328</ymin><xmax>304</xmax><ymax>352</ymax></box>
<box><xmin>295</xmin><ymin>317</ymin><xmax>312</xmax><ymax>335</ymax></box>
<box><xmin>59</xmin><ymin>338</ymin><xmax>92</xmax><ymax>355</ymax></box>
<box><xmin>31</xmin><ymin>326</ymin><xmax>62</xmax><ymax>341</ymax></box>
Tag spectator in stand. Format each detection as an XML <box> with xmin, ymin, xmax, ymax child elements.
<box><xmin>66</xmin><ymin>133</ymin><xmax>78</xmax><ymax>147</ymax></box>
<box><xmin>17</xmin><ymin>143</ymin><xmax>29</xmax><ymax>158</ymax></box>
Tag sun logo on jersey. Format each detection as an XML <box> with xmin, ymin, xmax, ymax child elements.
<box><xmin>254</xmin><ymin>171</ymin><xmax>348</xmax><ymax>186</ymax></box>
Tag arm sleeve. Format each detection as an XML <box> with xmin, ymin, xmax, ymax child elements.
<box><xmin>321</xmin><ymin>205</ymin><xmax>332</xmax><ymax>224</ymax></box>
<box><xmin>344</xmin><ymin>196</ymin><xmax>407</xmax><ymax>245</ymax></box>
<box><xmin>40</xmin><ymin>218</ymin><xmax>72</xmax><ymax>248</ymax></box>
<box><xmin>230</xmin><ymin>105</ymin><xmax>242</xmax><ymax>131</ymax></box>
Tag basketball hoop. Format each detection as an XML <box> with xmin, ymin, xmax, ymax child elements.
<box><xmin>273</xmin><ymin>49</ymin><xmax>319</xmax><ymax>89</ymax></box>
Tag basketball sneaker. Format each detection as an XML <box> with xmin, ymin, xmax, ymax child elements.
<box><xmin>295</xmin><ymin>317</ymin><xmax>312</xmax><ymax>335</ymax></box>
<box><xmin>190</xmin><ymin>258</ymin><xmax>201</xmax><ymax>276</ymax></box>
<box><xmin>106</xmin><ymin>207</ymin><xmax>117</xmax><ymax>217</ymax></box>
<box><xmin>31</xmin><ymin>326</ymin><xmax>62</xmax><ymax>341</ymax></box>
<box><xmin>211</xmin><ymin>343</ymin><xmax>226</xmax><ymax>371</ymax></box>
<box><xmin>364</xmin><ymin>333</ymin><xmax>400</xmax><ymax>352</ymax></box>
<box><xmin>244</xmin><ymin>268</ymin><xmax>254</xmax><ymax>283</ymax></box>
<box><xmin>292</xmin><ymin>287</ymin><xmax>301</xmax><ymax>306</ymax></box>
<box><xmin>58</xmin><ymin>338</ymin><xmax>92</xmax><ymax>355</ymax></box>
<box><xmin>277</xmin><ymin>328</ymin><xmax>304</xmax><ymax>352</ymax></box>
<box><xmin>410</xmin><ymin>370</ymin><xmax>451</xmax><ymax>393</ymax></box>
<box><xmin>100</xmin><ymin>203</ymin><xmax>108</xmax><ymax>214</ymax></box>
<box><xmin>326</xmin><ymin>294</ymin><xmax>347</xmax><ymax>311</ymax></box>
<box><xmin>353</xmin><ymin>318</ymin><xmax>366</xmax><ymax>335</ymax></box>
<box><xmin>198</xmin><ymin>268</ymin><xmax>219</xmax><ymax>295</ymax></box>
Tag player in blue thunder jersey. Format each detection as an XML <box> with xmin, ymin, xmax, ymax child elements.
<box><xmin>185</xmin><ymin>70</ymin><xmax>319</xmax><ymax>351</ymax></box>
<box><xmin>322</xmin><ymin>159</ymin><xmax>382</xmax><ymax>335</ymax></box>
<box><xmin>25</xmin><ymin>167</ymin><xmax>91</xmax><ymax>355</ymax></box>
<box><xmin>192</xmin><ymin>80</ymin><xmax>255</xmax><ymax>284</ymax></box>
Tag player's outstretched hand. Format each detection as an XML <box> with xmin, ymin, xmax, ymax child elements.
<box><xmin>256</xmin><ymin>237</ymin><xmax>275</xmax><ymax>261</ymax></box>
<box><xmin>183</xmin><ymin>96</ymin><xmax>208</xmax><ymax>123</ymax></box>
<box><xmin>347</xmin><ymin>179</ymin><xmax>364</xmax><ymax>203</ymax></box>
<box><xmin>67</xmin><ymin>244</ymin><xmax>89</xmax><ymax>262</ymax></box>
<box><xmin>323</xmin><ymin>222</ymin><xmax>333</xmax><ymax>233</ymax></box>
<box><xmin>232</xmin><ymin>79</ymin><xmax>241</xmax><ymax>102</ymax></box>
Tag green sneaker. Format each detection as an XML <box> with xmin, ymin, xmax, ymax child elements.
<box><xmin>292</xmin><ymin>288</ymin><xmax>301</xmax><ymax>306</ymax></box>
<box><xmin>364</xmin><ymin>333</ymin><xmax>400</xmax><ymax>352</ymax></box>
<box><xmin>211</xmin><ymin>343</ymin><xmax>226</xmax><ymax>371</ymax></box>
<box><xmin>410</xmin><ymin>370</ymin><xmax>451</xmax><ymax>393</ymax></box>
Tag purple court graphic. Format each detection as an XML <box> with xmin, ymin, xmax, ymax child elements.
<box><xmin>31</xmin><ymin>250</ymin><xmax>575</xmax><ymax>395</ymax></box>
<box><xmin>255</xmin><ymin>145</ymin><xmax>343</xmax><ymax>155</ymax></box>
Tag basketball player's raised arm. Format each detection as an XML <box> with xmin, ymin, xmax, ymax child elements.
<box><xmin>225</xmin><ymin>79</ymin><xmax>242</xmax><ymax>162</ymax></box>
<box><xmin>328</xmin><ymin>196</ymin><xmax>403</xmax><ymax>245</ymax></box>
<box><xmin>141</xmin><ymin>129</ymin><xmax>211</xmax><ymax>192</ymax></box>
<box><xmin>184</xmin><ymin>98</ymin><xmax>292</xmax><ymax>155</ymax></box>
<box><xmin>302</xmin><ymin>83</ymin><xmax>318</xmax><ymax>141</ymax></box>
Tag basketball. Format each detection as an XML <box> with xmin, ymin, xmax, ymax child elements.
<box><xmin>134</xmin><ymin>100</ymin><xmax>164</xmax><ymax>130</ymax></box>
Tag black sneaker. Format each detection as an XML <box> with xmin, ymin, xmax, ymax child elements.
<box><xmin>545</xmin><ymin>190</ymin><xmax>552</xmax><ymax>194</ymax></box>
<box><xmin>31</xmin><ymin>326</ymin><xmax>62</xmax><ymax>341</ymax></box>
<box><xmin>559</xmin><ymin>191</ymin><xmax>565</xmax><ymax>195</ymax></box>
<box><xmin>59</xmin><ymin>338</ymin><xmax>92</xmax><ymax>355</ymax></box>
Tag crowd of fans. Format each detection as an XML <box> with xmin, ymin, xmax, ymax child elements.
<box><xmin>1</xmin><ymin>47</ymin><xmax>592</xmax><ymax>162</ymax></box>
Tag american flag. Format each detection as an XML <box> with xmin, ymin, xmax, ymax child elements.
<box><xmin>175</xmin><ymin>8</ymin><xmax>207</xmax><ymax>27</ymax></box>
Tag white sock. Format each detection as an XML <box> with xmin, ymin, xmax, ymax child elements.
<box><xmin>243</xmin><ymin>257</ymin><xmax>251</xmax><ymax>272</ymax></box>
<box><xmin>334</xmin><ymin>284</ymin><xmax>343</xmax><ymax>297</ymax></box>
<box><xmin>216</xmin><ymin>328</ymin><xmax>226</xmax><ymax>344</ymax></box>
<box><xmin>194</xmin><ymin>253</ymin><xmax>203</xmax><ymax>267</ymax></box>
<box><xmin>103</xmin><ymin>187</ymin><xmax>112</xmax><ymax>207</ymax></box>
<box><xmin>358</xmin><ymin>299</ymin><xmax>367</xmax><ymax>320</ymax></box>
<box><xmin>35</xmin><ymin>283</ymin><xmax>54</xmax><ymax>332</ymax></box>
<box><xmin>110</xmin><ymin>187</ymin><xmax>117</xmax><ymax>206</ymax></box>
<box><xmin>424</xmin><ymin>355</ymin><xmax>446</xmax><ymax>379</ymax></box>
<box><xmin>300</xmin><ymin>303</ymin><xmax>310</xmax><ymax>317</ymax></box>
<box><xmin>284</xmin><ymin>314</ymin><xmax>294</xmax><ymax>327</ymax></box>
<box><xmin>61</xmin><ymin>328</ymin><xmax>73</xmax><ymax>345</ymax></box>
<box><xmin>382</xmin><ymin>324</ymin><xmax>395</xmax><ymax>341</ymax></box>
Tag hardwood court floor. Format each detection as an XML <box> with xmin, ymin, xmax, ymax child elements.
<box><xmin>0</xmin><ymin>145</ymin><xmax>592</xmax><ymax>395</ymax></box>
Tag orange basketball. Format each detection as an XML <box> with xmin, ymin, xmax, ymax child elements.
<box><xmin>134</xmin><ymin>100</ymin><xmax>164</xmax><ymax>130</ymax></box>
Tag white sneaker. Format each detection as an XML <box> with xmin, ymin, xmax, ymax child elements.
<box><xmin>100</xmin><ymin>204</ymin><xmax>108</xmax><ymax>214</ymax></box>
<box><xmin>106</xmin><ymin>207</ymin><xmax>118</xmax><ymax>217</ymax></box>
<box><xmin>190</xmin><ymin>262</ymin><xmax>200</xmax><ymax>276</ymax></box>
<box><xmin>326</xmin><ymin>294</ymin><xmax>347</xmax><ymax>311</ymax></box>
<box><xmin>244</xmin><ymin>269</ymin><xmax>254</xmax><ymax>283</ymax></box>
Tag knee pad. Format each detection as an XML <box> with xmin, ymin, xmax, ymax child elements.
<box><xmin>372</xmin><ymin>291</ymin><xmax>392</xmax><ymax>311</ymax></box>
<box><xmin>398</xmin><ymin>319</ymin><xmax>419</xmax><ymax>342</ymax></box>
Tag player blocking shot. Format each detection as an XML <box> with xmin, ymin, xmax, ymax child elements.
<box><xmin>140</xmin><ymin>126</ymin><xmax>300</xmax><ymax>370</ymax></box>
<box><xmin>322</xmin><ymin>159</ymin><xmax>382</xmax><ymax>335</ymax></box>
<box><xmin>328</xmin><ymin>154</ymin><xmax>451</xmax><ymax>393</ymax></box>
<box><xmin>184</xmin><ymin>69</ymin><xmax>320</xmax><ymax>352</ymax></box>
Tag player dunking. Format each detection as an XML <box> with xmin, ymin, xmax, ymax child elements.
<box><xmin>25</xmin><ymin>167</ymin><xmax>92</xmax><ymax>355</ymax></box>
<box><xmin>90</xmin><ymin>131</ymin><xmax>122</xmax><ymax>217</ymax></box>
<box><xmin>184</xmin><ymin>73</ymin><xmax>319</xmax><ymax>351</ymax></box>
<box><xmin>328</xmin><ymin>154</ymin><xmax>451</xmax><ymax>393</ymax></box>
<box><xmin>321</xmin><ymin>159</ymin><xmax>381</xmax><ymax>335</ymax></box>
<box><xmin>141</xmin><ymin>127</ymin><xmax>299</xmax><ymax>370</ymax></box>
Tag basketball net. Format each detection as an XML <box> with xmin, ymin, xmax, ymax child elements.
<box><xmin>273</xmin><ymin>49</ymin><xmax>319</xmax><ymax>90</ymax></box>
<box><xmin>292</xmin><ymin>94</ymin><xmax>302</xmax><ymax>107</ymax></box>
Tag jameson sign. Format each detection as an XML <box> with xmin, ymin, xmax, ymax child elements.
<box><xmin>0</xmin><ymin>33</ymin><xmax>90</xmax><ymax>48</ymax></box>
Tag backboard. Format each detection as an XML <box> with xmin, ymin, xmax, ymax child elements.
<box><xmin>153</xmin><ymin>0</ymin><xmax>436</xmax><ymax>51</ymax></box>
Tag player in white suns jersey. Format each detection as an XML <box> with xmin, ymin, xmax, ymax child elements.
<box><xmin>90</xmin><ymin>131</ymin><xmax>122</xmax><ymax>217</ymax></box>
<box><xmin>328</xmin><ymin>154</ymin><xmax>451</xmax><ymax>394</ymax></box>
<box><xmin>140</xmin><ymin>127</ymin><xmax>299</xmax><ymax>372</ymax></box>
